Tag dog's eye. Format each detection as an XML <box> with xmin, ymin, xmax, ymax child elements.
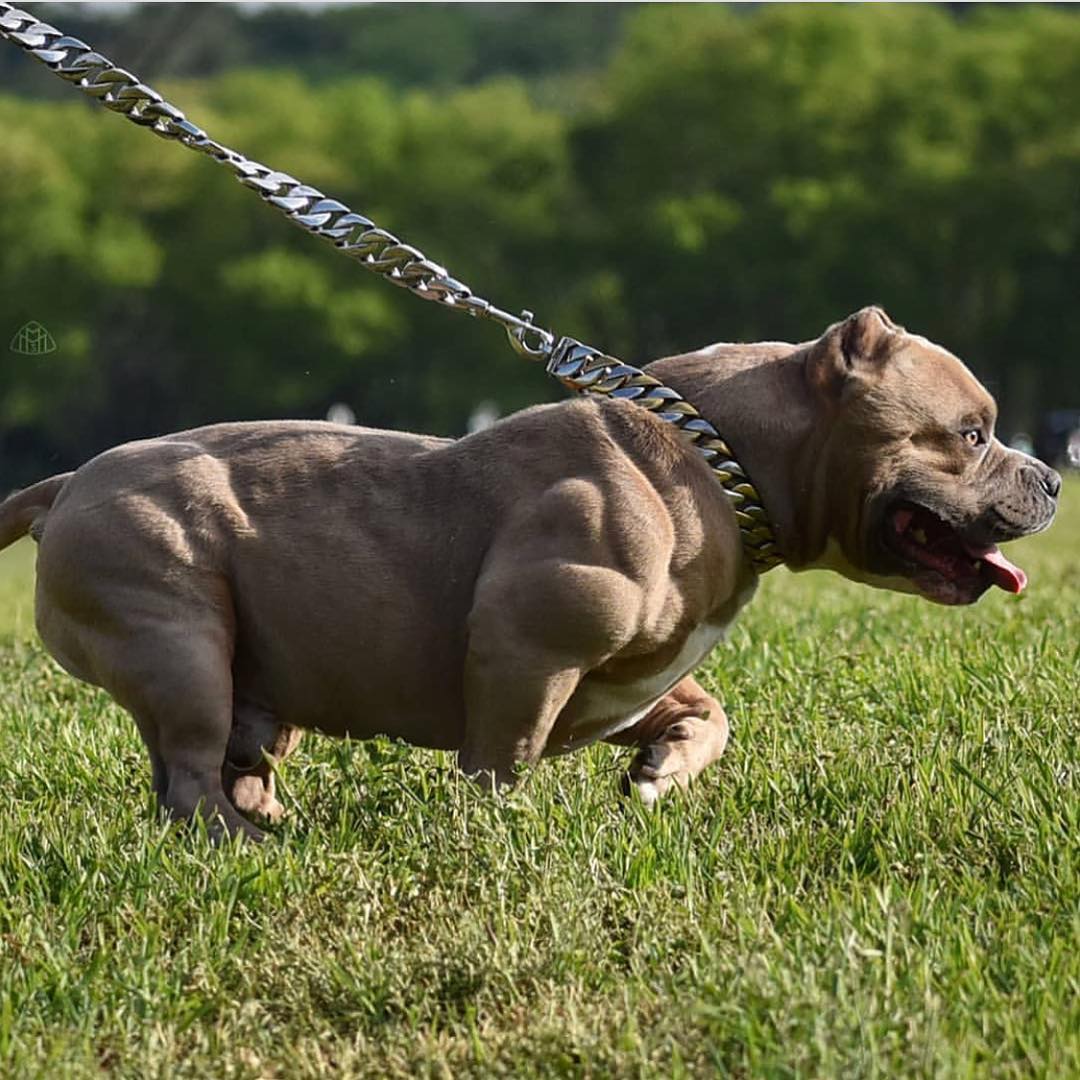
<box><xmin>961</xmin><ymin>428</ymin><xmax>985</xmax><ymax>448</ymax></box>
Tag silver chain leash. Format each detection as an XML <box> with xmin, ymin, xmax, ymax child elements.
<box><xmin>0</xmin><ymin>2</ymin><xmax>782</xmax><ymax>570</ymax></box>
<box><xmin>0</xmin><ymin>2</ymin><xmax>554</xmax><ymax>359</ymax></box>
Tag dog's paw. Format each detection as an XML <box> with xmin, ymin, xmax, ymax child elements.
<box><xmin>620</xmin><ymin>720</ymin><xmax>698</xmax><ymax>808</ymax></box>
<box><xmin>227</xmin><ymin>772</ymin><xmax>286</xmax><ymax>825</ymax></box>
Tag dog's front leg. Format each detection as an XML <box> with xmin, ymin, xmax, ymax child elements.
<box><xmin>608</xmin><ymin>676</ymin><xmax>729</xmax><ymax>807</ymax></box>
<box><xmin>458</xmin><ymin>642</ymin><xmax>580</xmax><ymax>788</ymax></box>
<box><xmin>459</xmin><ymin>550</ymin><xmax>645</xmax><ymax>788</ymax></box>
<box><xmin>457</xmin><ymin>563</ymin><xmax>630</xmax><ymax>786</ymax></box>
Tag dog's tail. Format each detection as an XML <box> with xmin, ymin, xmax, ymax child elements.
<box><xmin>0</xmin><ymin>473</ymin><xmax>74</xmax><ymax>551</ymax></box>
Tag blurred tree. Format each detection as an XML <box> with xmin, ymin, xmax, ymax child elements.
<box><xmin>574</xmin><ymin>4</ymin><xmax>1080</xmax><ymax>426</ymax></box>
<box><xmin>0</xmin><ymin>3</ymin><xmax>632</xmax><ymax>90</ymax></box>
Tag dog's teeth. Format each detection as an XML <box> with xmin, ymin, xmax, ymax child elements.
<box><xmin>912</xmin><ymin>528</ymin><xmax>928</xmax><ymax>545</ymax></box>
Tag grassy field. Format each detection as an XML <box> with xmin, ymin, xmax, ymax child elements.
<box><xmin>0</xmin><ymin>485</ymin><xmax>1076</xmax><ymax>1078</ymax></box>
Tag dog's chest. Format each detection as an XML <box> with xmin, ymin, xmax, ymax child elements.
<box><xmin>553</xmin><ymin>619</ymin><xmax>730</xmax><ymax>752</ymax></box>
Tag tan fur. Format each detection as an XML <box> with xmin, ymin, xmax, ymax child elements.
<box><xmin>0</xmin><ymin>308</ymin><xmax>1058</xmax><ymax>838</ymax></box>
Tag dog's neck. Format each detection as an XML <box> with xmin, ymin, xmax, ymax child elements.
<box><xmin>645</xmin><ymin>342</ymin><xmax>826</xmax><ymax>568</ymax></box>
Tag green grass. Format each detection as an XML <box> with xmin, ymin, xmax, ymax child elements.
<box><xmin>0</xmin><ymin>486</ymin><xmax>1077</xmax><ymax>1078</ymax></box>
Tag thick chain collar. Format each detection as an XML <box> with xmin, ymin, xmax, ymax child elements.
<box><xmin>547</xmin><ymin>339</ymin><xmax>782</xmax><ymax>572</ymax></box>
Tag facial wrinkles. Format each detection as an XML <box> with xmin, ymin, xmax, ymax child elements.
<box><xmin>961</xmin><ymin>437</ymin><xmax>997</xmax><ymax>486</ymax></box>
<box><xmin>983</xmin><ymin>440</ymin><xmax>1017</xmax><ymax>489</ymax></box>
<box><xmin>884</xmin><ymin>386</ymin><xmax>992</xmax><ymax>487</ymax></box>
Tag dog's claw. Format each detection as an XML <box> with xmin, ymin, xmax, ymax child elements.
<box><xmin>633</xmin><ymin>779</ymin><xmax>661</xmax><ymax>808</ymax></box>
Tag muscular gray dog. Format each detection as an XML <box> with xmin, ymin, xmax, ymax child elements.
<box><xmin>0</xmin><ymin>308</ymin><xmax>1059</xmax><ymax>839</ymax></box>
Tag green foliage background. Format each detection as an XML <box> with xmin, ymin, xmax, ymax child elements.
<box><xmin>2</xmin><ymin>3</ymin><xmax>1080</xmax><ymax>484</ymax></box>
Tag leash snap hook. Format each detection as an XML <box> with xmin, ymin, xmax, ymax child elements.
<box><xmin>506</xmin><ymin>310</ymin><xmax>554</xmax><ymax>362</ymax></box>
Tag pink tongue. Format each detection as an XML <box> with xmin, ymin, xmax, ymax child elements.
<box><xmin>975</xmin><ymin>545</ymin><xmax>1028</xmax><ymax>594</ymax></box>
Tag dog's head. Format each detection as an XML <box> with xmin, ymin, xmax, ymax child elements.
<box><xmin>804</xmin><ymin>307</ymin><xmax>1059</xmax><ymax>605</ymax></box>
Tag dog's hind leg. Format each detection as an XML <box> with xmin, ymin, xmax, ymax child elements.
<box><xmin>112</xmin><ymin>624</ymin><xmax>264</xmax><ymax>842</ymax></box>
<box><xmin>223</xmin><ymin>703</ymin><xmax>302</xmax><ymax>825</ymax></box>
<box><xmin>33</xmin><ymin>479</ymin><xmax>260</xmax><ymax>839</ymax></box>
<box><xmin>36</xmin><ymin>598</ymin><xmax>255</xmax><ymax>838</ymax></box>
<box><xmin>607</xmin><ymin>675</ymin><xmax>729</xmax><ymax>808</ymax></box>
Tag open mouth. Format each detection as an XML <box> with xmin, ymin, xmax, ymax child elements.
<box><xmin>882</xmin><ymin>503</ymin><xmax>1028</xmax><ymax>605</ymax></box>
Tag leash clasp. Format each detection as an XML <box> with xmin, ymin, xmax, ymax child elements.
<box><xmin>504</xmin><ymin>309</ymin><xmax>555</xmax><ymax>362</ymax></box>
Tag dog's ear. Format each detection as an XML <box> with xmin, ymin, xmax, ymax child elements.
<box><xmin>806</xmin><ymin>306</ymin><xmax>899</xmax><ymax>395</ymax></box>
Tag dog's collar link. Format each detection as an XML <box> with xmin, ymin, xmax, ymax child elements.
<box><xmin>1</xmin><ymin>3</ymin><xmax>783</xmax><ymax>573</ymax></box>
<box><xmin>548</xmin><ymin>338</ymin><xmax>782</xmax><ymax>572</ymax></box>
